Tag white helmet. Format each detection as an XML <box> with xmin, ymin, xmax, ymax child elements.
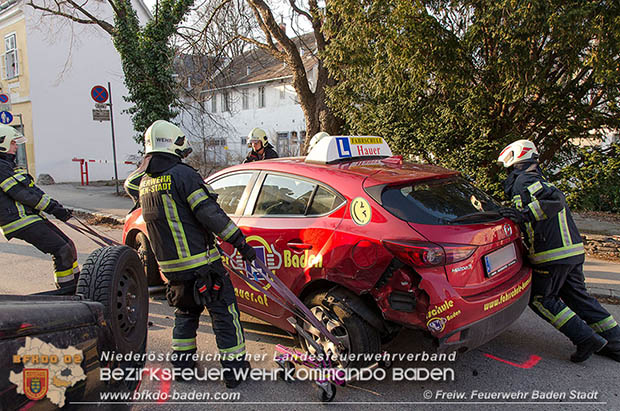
<box><xmin>0</xmin><ymin>124</ymin><xmax>25</xmax><ymax>153</ymax></box>
<box><xmin>308</xmin><ymin>131</ymin><xmax>329</xmax><ymax>152</ymax></box>
<box><xmin>144</xmin><ymin>120</ymin><xmax>192</xmax><ymax>158</ymax></box>
<box><xmin>247</xmin><ymin>127</ymin><xmax>268</xmax><ymax>147</ymax></box>
<box><xmin>497</xmin><ymin>140</ymin><xmax>539</xmax><ymax>168</ymax></box>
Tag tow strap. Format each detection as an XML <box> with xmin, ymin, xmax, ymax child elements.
<box><xmin>64</xmin><ymin>216</ymin><xmax>121</xmax><ymax>247</ymax></box>
<box><xmin>220</xmin><ymin>250</ymin><xmax>343</xmax><ymax>352</ymax></box>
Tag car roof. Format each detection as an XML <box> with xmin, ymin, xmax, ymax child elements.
<box><xmin>208</xmin><ymin>157</ymin><xmax>459</xmax><ymax>188</ymax></box>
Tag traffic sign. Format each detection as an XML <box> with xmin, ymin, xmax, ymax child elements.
<box><xmin>92</xmin><ymin>109</ymin><xmax>110</xmax><ymax>121</ymax></box>
<box><xmin>91</xmin><ymin>85</ymin><xmax>109</xmax><ymax>103</ymax></box>
<box><xmin>0</xmin><ymin>94</ymin><xmax>8</xmax><ymax>103</ymax></box>
<box><xmin>0</xmin><ymin>111</ymin><xmax>13</xmax><ymax>124</ymax></box>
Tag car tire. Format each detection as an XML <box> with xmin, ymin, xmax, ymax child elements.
<box><xmin>135</xmin><ymin>232</ymin><xmax>163</xmax><ymax>286</ymax></box>
<box><xmin>77</xmin><ymin>246</ymin><xmax>149</xmax><ymax>354</ymax></box>
<box><xmin>302</xmin><ymin>290</ymin><xmax>381</xmax><ymax>369</ymax></box>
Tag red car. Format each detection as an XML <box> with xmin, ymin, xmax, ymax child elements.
<box><xmin>123</xmin><ymin>136</ymin><xmax>531</xmax><ymax>359</ymax></box>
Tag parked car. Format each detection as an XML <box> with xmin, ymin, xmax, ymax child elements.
<box><xmin>0</xmin><ymin>246</ymin><xmax>148</xmax><ymax>410</ymax></box>
<box><xmin>123</xmin><ymin>136</ymin><xmax>531</xmax><ymax>364</ymax></box>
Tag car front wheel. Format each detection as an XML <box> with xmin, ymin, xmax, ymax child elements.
<box><xmin>302</xmin><ymin>290</ymin><xmax>381</xmax><ymax>369</ymax></box>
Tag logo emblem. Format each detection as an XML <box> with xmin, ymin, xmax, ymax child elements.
<box><xmin>24</xmin><ymin>369</ymin><xmax>48</xmax><ymax>401</ymax></box>
<box><xmin>503</xmin><ymin>223</ymin><xmax>513</xmax><ymax>238</ymax></box>
<box><xmin>350</xmin><ymin>197</ymin><xmax>372</xmax><ymax>226</ymax></box>
<box><xmin>427</xmin><ymin>317</ymin><xmax>447</xmax><ymax>333</ymax></box>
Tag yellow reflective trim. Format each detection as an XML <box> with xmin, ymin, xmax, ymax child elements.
<box><xmin>220</xmin><ymin>222</ymin><xmax>238</xmax><ymax>241</ymax></box>
<box><xmin>553</xmin><ymin>307</ymin><xmax>576</xmax><ymax>329</ymax></box>
<box><xmin>512</xmin><ymin>195</ymin><xmax>523</xmax><ymax>208</ymax></box>
<box><xmin>228</xmin><ymin>303</ymin><xmax>244</xmax><ymax>347</ymax></box>
<box><xmin>15</xmin><ymin>202</ymin><xmax>26</xmax><ymax>218</ymax></box>
<box><xmin>558</xmin><ymin>208</ymin><xmax>571</xmax><ymax>247</ymax></box>
<box><xmin>162</xmin><ymin>194</ymin><xmax>190</xmax><ymax>258</ymax></box>
<box><xmin>528</xmin><ymin>200</ymin><xmax>546</xmax><ymax>221</ymax></box>
<box><xmin>527</xmin><ymin>181</ymin><xmax>543</xmax><ymax>196</ymax></box>
<box><xmin>0</xmin><ymin>175</ymin><xmax>17</xmax><ymax>192</ymax></box>
<box><xmin>590</xmin><ymin>316</ymin><xmax>618</xmax><ymax>333</ymax></box>
<box><xmin>0</xmin><ymin>215</ymin><xmax>42</xmax><ymax>235</ymax></box>
<box><xmin>55</xmin><ymin>267</ymin><xmax>74</xmax><ymax>278</ymax></box>
<box><xmin>187</xmin><ymin>188</ymin><xmax>209</xmax><ymax>211</ymax></box>
<box><xmin>530</xmin><ymin>243</ymin><xmax>585</xmax><ymax>264</ymax></box>
<box><xmin>531</xmin><ymin>296</ymin><xmax>555</xmax><ymax>322</ymax></box>
<box><xmin>34</xmin><ymin>195</ymin><xmax>51</xmax><ymax>212</ymax></box>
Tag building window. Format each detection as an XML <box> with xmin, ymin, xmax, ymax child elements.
<box><xmin>242</xmin><ymin>89</ymin><xmax>249</xmax><ymax>110</ymax></box>
<box><xmin>221</xmin><ymin>92</ymin><xmax>230</xmax><ymax>112</ymax></box>
<box><xmin>241</xmin><ymin>137</ymin><xmax>247</xmax><ymax>146</ymax></box>
<box><xmin>211</xmin><ymin>94</ymin><xmax>217</xmax><ymax>112</ymax></box>
<box><xmin>4</xmin><ymin>33</ymin><xmax>18</xmax><ymax>79</ymax></box>
<box><xmin>258</xmin><ymin>86</ymin><xmax>265</xmax><ymax>108</ymax></box>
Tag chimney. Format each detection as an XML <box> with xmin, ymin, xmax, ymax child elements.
<box><xmin>279</xmin><ymin>15</ymin><xmax>286</xmax><ymax>33</ymax></box>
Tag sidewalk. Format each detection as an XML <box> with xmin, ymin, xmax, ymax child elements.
<box><xmin>44</xmin><ymin>182</ymin><xmax>133</xmax><ymax>224</ymax></box>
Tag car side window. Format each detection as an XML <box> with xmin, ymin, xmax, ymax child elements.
<box><xmin>254</xmin><ymin>174</ymin><xmax>315</xmax><ymax>216</ymax></box>
<box><xmin>307</xmin><ymin>186</ymin><xmax>345</xmax><ymax>216</ymax></box>
<box><xmin>209</xmin><ymin>173</ymin><xmax>253</xmax><ymax>215</ymax></box>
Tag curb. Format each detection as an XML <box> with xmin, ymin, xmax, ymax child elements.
<box><xmin>69</xmin><ymin>207</ymin><xmax>126</xmax><ymax>226</ymax></box>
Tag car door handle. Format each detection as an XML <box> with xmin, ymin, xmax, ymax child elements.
<box><xmin>287</xmin><ymin>241</ymin><xmax>313</xmax><ymax>250</ymax></box>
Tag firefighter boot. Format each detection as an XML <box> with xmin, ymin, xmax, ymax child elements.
<box><xmin>570</xmin><ymin>333</ymin><xmax>607</xmax><ymax>363</ymax></box>
<box><xmin>224</xmin><ymin>361</ymin><xmax>251</xmax><ymax>389</ymax></box>
<box><xmin>596</xmin><ymin>326</ymin><xmax>620</xmax><ymax>362</ymax></box>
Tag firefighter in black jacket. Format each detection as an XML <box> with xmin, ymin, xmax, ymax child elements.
<box><xmin>498</xmin><ymin>140</ymin><xmax>619</xmax><ymax>363</ymax></box>
<box><xmin>0</xmin><ymin>125</ymin><xmax>76</xmax><ymax>292</ymax></box>
<box><xmin>136</xmin><ymin>120</ymin><xmax>256</xmax><ymax>387</ymax></box>
<box><xmin>243</xmin><ymin>128</ymin><xmax>278</xmax><ymax>163</ymax></box>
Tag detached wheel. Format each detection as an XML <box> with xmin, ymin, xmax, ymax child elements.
<box><xmin>302</xmin><ymin>290</ymin><xmax>381</xmax><ymax>369</ymax></box>
<box><xmin>134</xmin><ymin>232</ymin><xmax>163</xmax><ymax>286</ymax></box>
<box><xmin>77</xmin><ymin>246</ymin><xmax>149</xmax><ymax>354</ymax></box>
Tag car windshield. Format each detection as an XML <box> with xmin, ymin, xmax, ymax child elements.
<box><xmin>379</xmin><ymin>176</ymin><xmax>501</xmax><ymax>225</ymax></box>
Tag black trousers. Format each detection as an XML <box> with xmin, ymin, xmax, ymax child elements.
<box><xmin>166</xmin><ymin>260</ymin><xmax>246</xmax><ymax>370</ymax></box>
<box><xmin>12</xmin><ymin>220</ymin><xmax>78</xmax><ymax>287</ymax></box>
<box><xmin>529</xmin><ymin>261</ymin><xmax>619</xmax><ymax>345</ymax></box>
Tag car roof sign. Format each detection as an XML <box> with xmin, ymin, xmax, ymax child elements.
<box><xmin>305</xmin><ymin>136</ymin><xmax>393</xmax><ymax>164</ymax></box>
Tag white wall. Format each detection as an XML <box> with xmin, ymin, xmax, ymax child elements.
<box><xmin>24</xmin><ymin>1</ymin><xmax>151</xmax><ymax>182</ymax></box>
<box><xmin>203</xmin><ymin>81</ymin><xmax>307</xmax><ymax>160</ymax></box>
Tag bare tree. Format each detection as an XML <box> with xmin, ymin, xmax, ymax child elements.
<box><xmin>240</xmin><ymin>0</ymin><xmax>344</xmax><ymax>153</ymax></box>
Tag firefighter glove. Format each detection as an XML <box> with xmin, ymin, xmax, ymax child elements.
<box><xmin>52</xmin><ymin>207</ymin><xmax>73</xmax><ymax>222</ymax></box>
<box><xmin>193</xmin><ymin>269</ymin><xmax>223</xmax><ymax>306</ymax></box>
<box><xmin>498</xmin><ymin>207</ymin><xmax>528</xmax><ymax>224</ymax></box>
<box><xmin>239</xmin><ymin>243</ymin><xmax>256</xmax><ymax>262</ymax></box>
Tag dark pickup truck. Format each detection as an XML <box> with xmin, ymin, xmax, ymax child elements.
<box><xmin>0</xmin><ymin>246</ymin><xmax>149</xmax><ymax>410</ymax></box>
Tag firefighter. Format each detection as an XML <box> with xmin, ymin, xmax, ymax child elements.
<box><xmin>124</xmin><ymin>154</ymin><xmax>150</xmax><ymax>207</ymax></box>
<box><xmin>0</xmin><ymin>125</ymin><xmax>76</xmax><ymax>292</ymax></box>
<box><xmin>137</xmin><ymin>120</ymin><xmax>256</xmax><ymax>387</ymax></box>
<box><xmin>243</xmin><ymin>128</ymin><xmax>278</xmax><ymax>163</ymax></box>
<box><xmin>497</xmin><ymin>140</ymin><xmax>619</xmax><ymax>363</ymax></box>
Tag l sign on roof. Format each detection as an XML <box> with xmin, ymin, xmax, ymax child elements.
<box><xmin>306</xmin><ymin>136</ymin><xmax>393</xmax><ymax>164</ymax></box>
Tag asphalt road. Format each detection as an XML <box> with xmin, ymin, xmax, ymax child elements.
<box><xmin>1</xmin><ymin>224</ymin><xmax>620</xmax><ymax>410</ymax></box>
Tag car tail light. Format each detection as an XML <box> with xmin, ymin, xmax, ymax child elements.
<box><xmin>383</xmin><ymin>240</ymin><xmax>477</xmax><ymax>268</ymax></box>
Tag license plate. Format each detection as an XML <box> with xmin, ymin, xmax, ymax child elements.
<box><xmin>484</xmin><ymin>243</ymin><xmax>517</xmax><ymax>278</ymax></box>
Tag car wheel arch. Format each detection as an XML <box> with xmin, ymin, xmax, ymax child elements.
<box><xmin>299</xmin><ymin>281</ymin><xmax>387</xmax><ymax>335</ymax></box>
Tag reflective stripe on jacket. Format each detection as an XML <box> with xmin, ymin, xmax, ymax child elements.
<box><xmin>0</xmin><ymin>156</ymin><xmax>59</xmax><ymax>238</ymax></box>
<box><xmin>507</xmin><ymin>168</ymin><xmax>584</xmax><ymax>266</ymax></box>
<box><xmin>138</xmin><ymin>155</ymin><xmax>248</xmax><ymax>278</ymax></box>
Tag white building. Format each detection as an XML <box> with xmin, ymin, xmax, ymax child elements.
<box><xmin>0</xmin><ymin>0</ymin><xmax>150</xmax><ymax>182</ymax></box>
<box><xmin>177</xmin><ymin>35</ymin><xmax>317</xmax><ymax>164</ymax></box>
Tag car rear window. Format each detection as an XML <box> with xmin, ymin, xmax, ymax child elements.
<box><xmin>379</xmin><ymin>177</ymin><xmax>501</xmax><ymax>225</ymax></box>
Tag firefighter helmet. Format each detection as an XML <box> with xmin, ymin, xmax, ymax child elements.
<box><xmin>308</xmin><ymin>131</ymin><xmax>330</xmax><ymax>152</ymax></box>
<box><xmin>497</xmin><ymin>140</ymin><xmax>539</xmax><ymax>168</ymax></box>
<box><xmin>144</xmin><ymin>120</ymin><xmax>192</xmax><ymax>158</ymax></box>
<box><xmin>247</xmin><ymin>128</ymin><xmax>268</xmax><ymax>147</ymax></box>
<box><xmin>0</xmin><ymin>124</ymin><xmax>25</xmax><ymax>152</ymax></box>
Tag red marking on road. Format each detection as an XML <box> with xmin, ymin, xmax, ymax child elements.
<box><xmin>151</xmin><ymin>368</ymin><xmax>170</xmax><ymax>403</ymax></box>
<box><xmin>484</xmin><ymin>353</ymin><xmax>541</xmax><ymax>369</ymax></box>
